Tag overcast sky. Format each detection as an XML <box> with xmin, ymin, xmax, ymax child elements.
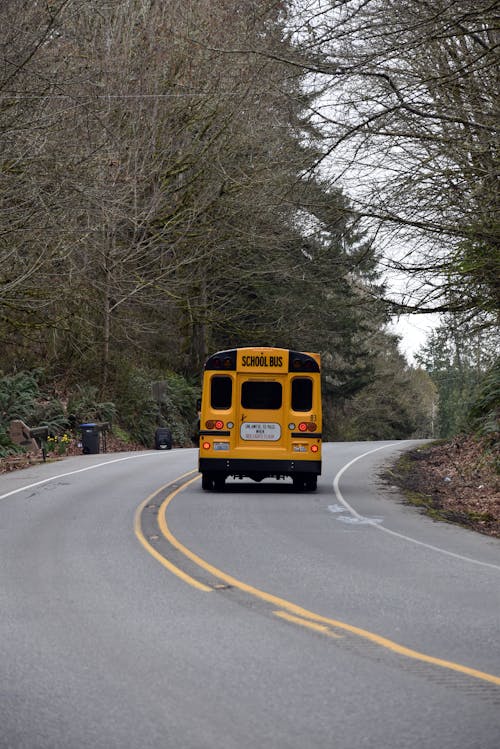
<box><xmin>390</xmin><ymin>313</ymin><xmax>440</xmax><ymax>364</ymax></box>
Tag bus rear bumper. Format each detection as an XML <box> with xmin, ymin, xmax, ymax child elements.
<box><xmin>198</xmin><ymin>457</ymin><xmax>321</xmax><ymax>477</ymax></box>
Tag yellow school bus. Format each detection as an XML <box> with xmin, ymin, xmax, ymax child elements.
<box><xmin>198</xmin><ymin>347</ymin><xmax>322</xmax><ymax>491</ymax></box>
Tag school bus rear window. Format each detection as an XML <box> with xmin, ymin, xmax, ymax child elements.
<box><xmin>211</xmin><ymin>375</ymin><xmax>232</xmax><ymax>409</ymax></box>
<box><xmin>292</xmin><ymin>377</ymin><xmax>313</xmax><ymax>411</ymax></box>
<box><xmin>241</xmin><ymin>381</ymin><xmax>282</xmax><ymax>409</ymax></box>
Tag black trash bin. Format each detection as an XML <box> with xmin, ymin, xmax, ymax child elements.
<box><xmin>154</xmin><ymin>427</ymin><xmax>172</xmax><ymax>450</ymax></box>
<box><xmin>80</xmin><ymin>423</ymin><xmax>100</xmax><ymax>454</ymax></box>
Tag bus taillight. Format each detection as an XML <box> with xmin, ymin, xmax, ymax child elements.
<box><xmin>205</xmin><ymin>419</ymin><xmax>224</xmax><ymax>430</ymax></box>
<box><xmin>298</xmin><ymin>421</ymin><xmax>316</xmax><ymax>432</ymax></box>
<box><xmin>202</xmin><ymin>441</ymin><xmax>211</xmax><ymax>450</ymax></box>
<box><xmin>311</xmin><ymin>444</ymin><xmax>319</xmax><ymax>453</ymax></box>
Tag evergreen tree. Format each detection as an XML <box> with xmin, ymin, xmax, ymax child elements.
<box><xmin>415</xmin><ymin>315</ymin><xmax>498</xmax><ymax>437</ymax></box>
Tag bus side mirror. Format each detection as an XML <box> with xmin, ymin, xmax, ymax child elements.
<box><xmin>196</xmin><ymin>398</ymin><xmax>202</xmax><ymax>412</ymax></box>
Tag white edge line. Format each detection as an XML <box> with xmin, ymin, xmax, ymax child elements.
<box><xmin>0</xmin><ymin>452</ymin><xmax>162</xmax><ymax>501</ymax></box>
<box><xmin>333</xmin><ymin>442</ymin><xmax>500</xmax><ymax>572</ymax></box>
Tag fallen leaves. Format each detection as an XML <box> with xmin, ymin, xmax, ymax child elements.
<box><xmin>388</xmin><ymin>435</ymin><xmax>499</xmax><ymax>538</ymax></box>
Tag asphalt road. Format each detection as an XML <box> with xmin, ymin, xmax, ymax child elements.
<box><xmin>1</xmin><ymin>441</ymin><xmax>499</xmax><ymax>749</ymax></box>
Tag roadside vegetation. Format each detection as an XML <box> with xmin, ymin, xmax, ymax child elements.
<box><xmin>386</xmin><ymin>433</ymin><xmax>499</xmax><ymax>539</ymax></box>
<box><xmin>385</xmin><ymin>320</ymin><xmax>499</xmax><ymax>537</ymax></box>
<box><xmin>0</xmin><ymin>1</ymin><xmax>498</xmax><ymax>532</ymax></box>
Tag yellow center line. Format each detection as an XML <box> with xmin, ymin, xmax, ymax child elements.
<box><xmin>154</xmin><ymin>475</ymin><xmax>500</xmax><ymax>687</ymax></box>
<box><xmin>134</xmin><ymin>472</ymin><xmax>212</xmax><ymax>592</ymax></box>
<box><xmin>274</xmin><ymin>610</ymin><xmax>343</xmax><ymax>638</ymax></box>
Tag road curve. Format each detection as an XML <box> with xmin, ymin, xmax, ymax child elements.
<box><xmin>1</xmin><ymin>441</ymin><xmax>499</xmax><ymax>749</ymax></box>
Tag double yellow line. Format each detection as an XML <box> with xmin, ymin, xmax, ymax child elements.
<box><xmin>134</xmin><ymin>471</ymin><xmax>211</xmax><ymax>591</ymax></box>
<box><xmin>135</xmin><ymin>472</ymin><xmax>500</xmax><ymax>687</ymax></box>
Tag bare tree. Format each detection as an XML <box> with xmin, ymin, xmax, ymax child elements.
<box><xmin>0</xmin><ymin>0</ymin><xmax>399</xmax><ymax>435</ymax></box>
<box><xmin>0</xmin><ymin>1</ymin><xmax>74</xmax><ymax>359</ymax></box>
<box><xmin>270</xmin><ymin>0</ymin><xmax>499</xmax><ymax>321</ymax></box>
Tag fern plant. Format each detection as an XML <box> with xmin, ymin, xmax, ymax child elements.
<box><xmin>0</xmin><ymin>372</ymin><xmax>40</xmax><ymax>429</ymax></box>
<box><xmin>0</xmin><ymin>428</ymin><xmax>24</xmax><ymax>457</ymax></box>
<box><xmin>469</xmin><ymin>360</ymin><xmax>500</xmax><ymax>437</ymax></box>
<box><xmin>66</xmin><ymin>385</ymin><xmax>117</xmax><ymax>426</ymax></box>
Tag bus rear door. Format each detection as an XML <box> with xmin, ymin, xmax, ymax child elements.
<box><xmin>234</xmin><ymin>372</ymin><xmax>288</xmax><ymax>468</ymax></box>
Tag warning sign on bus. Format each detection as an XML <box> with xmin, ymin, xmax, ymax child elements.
<box><xmin>240</xmin><ymin>422</ymin><xmax>281</xmax><ymax>441</ymax></box>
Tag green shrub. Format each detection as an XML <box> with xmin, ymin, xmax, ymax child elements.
<box><xmin>0</xmin><ymin>371</ymin><xmax>69</xmax><ymax>438</ymax></box>
<box><xmin>157</xmin><ymin>372</ymin><xmax>200</xmax><ymax>446</ymax></box>
<box><xmin>0</xmin><ymin>428</ymin><xmax>24</xmax><ymax>458</ymax></box>
<box><xmin>67</xmin><ymin>385</ymin><xmax>117</xmax><ymax>427</ymax></box>
<box><xmin>113</xmin><ymin>366</ymin><xmax>199</xmax><ymax>447</ymax></box>
<box><xmin>31</xmin><ymin>399</ymin><xmax>68</xmax><ymax>435</ymax></box>
<box><xmin>0</xmin><ymin>366</ymin><xmax>199</xmax><ymax>452</ymax></box>
<box><xmin>113</xmin><ymin>369</ymin><xmax>159</xmax><ymax>446</ymax></box>
<box><xmin>469</xmin><ymin>360</ymin><xmax>499</xmax><ymax>436</ymax></box>
<box><xmin>0</xmin><ymin>372</ymin><xmax>40</xmax><ymax>428</ymax></box>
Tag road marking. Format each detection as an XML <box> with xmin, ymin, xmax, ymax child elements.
<box><xmin>274</xmin><ymin>611</ymin><xmax>342</xmax><ymax>638</ymax></box>
<box><xmin>333</xmin><ymin>443</ymin><xmax>500</xmax><ymax>572</ymax></box>
<box><xmin>0</xmin><ymin>452</ymin><xmax>164</xmax><ymax>502</ymax></box>
<box><xmin>134</xmin><ymin>472</ymin><xmax>212</xmax><ymax>592</ymax></box>
<box><xmin>157</xmin><ymin>474</ymin><xmax>500</xmax><ymax>687</ymax></box>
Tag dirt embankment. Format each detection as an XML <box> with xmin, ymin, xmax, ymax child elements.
<box><xmin>385</xmin><ymin>435</ymin><xmax>500</xmax><ymax>538</ymax></box>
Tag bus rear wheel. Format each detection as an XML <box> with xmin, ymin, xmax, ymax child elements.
<box><xmin>293</xmin><ymin>474</ymin><xmax>317</xmax><ymax>491</ymax></box>
<box><xmin>201</xmin><ymin>472</ymin><xmax>226</xmax><ymax>491</ymax></box>
<box><xmin>201</xmin><ymin>472</ymin><xmax>214</xmax><ymax>490</ymax></box>
<box><xmin>304</xmin><ymin>474</ymin><xmax>317</xmax><ymax>491</ymax></box>
<box><xmin>214</xmin><ymin>474</ymin><xmax>226</xmax><ymax>491</ymax></box>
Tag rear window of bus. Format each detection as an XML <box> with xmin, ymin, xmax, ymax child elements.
<box><xmin>241</xmin><ymin>381</ymin><xmax>282</xmax><ymax>409</ymax></box>
<box><xmin>211</xmin><ymin>376</ymin><xmax>232</xmax><ymax>409</ymax></box>
<box><xmin>291</xmin><ymin>377</ymin><xmax>313</xmax><ymax>411</ymax></box>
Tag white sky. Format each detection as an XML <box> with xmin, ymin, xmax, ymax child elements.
<box><xmin>390</xmin><ymin>313</ymin><xmax>440</xmax><ymax>364</ymax></box>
